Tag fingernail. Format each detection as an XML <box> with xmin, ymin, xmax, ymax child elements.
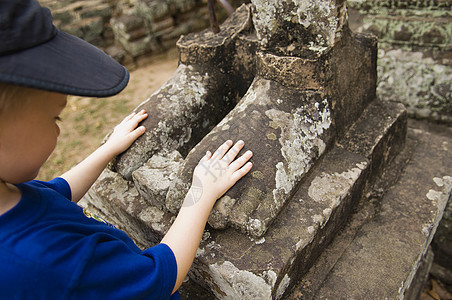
<box><xmin>237</xmin><ymin>140</ymin><xmax>244</xmax><ymax>145</ymax></box>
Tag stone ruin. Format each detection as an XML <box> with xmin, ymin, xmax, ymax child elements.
<box><xmin>41</xmin><ymin>0</ymin><xmax>247</xmax><ymax>66</ymax></box>
<box><xmin>347</xmin><ymin>0</ymin><xmax>452</xmax><ymax>124</ymax></box>
<box><xmin>81</xmin><ymin>0</ymin><xmax>452</xmax><ymax>298</ymax></box>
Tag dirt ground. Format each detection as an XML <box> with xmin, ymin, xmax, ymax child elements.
<box><xmin>37</xmin><ymin>49</ymin><xmax>179</xmax><ymax>181</ymax></box>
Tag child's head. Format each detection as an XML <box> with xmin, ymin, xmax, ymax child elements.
<box><xmin>0</xmin><ymin>0</ymin><xmax>131</xmax><ymax>184</ymax></box>
<box><xmin>0</xmin><ymin>83</ymin><xmax>67</xmax><ymax>184</ymax></box>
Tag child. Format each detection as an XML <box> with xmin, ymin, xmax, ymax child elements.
<box><xmin>0</xmin><ymin>1</ymin><xmax>253</xmax><ymax>299</ymax></box>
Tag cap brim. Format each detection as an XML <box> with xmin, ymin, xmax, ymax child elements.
<box><xmin>0</xmin><ymin>30</ymin><xmax>129</xmax><ymax>97</ymax></box>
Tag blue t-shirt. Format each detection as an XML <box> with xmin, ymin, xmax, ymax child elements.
<box><xmin>0</xmin><ymin>178</ymin><xmax>180</xmax><ymax>299</ymax></box>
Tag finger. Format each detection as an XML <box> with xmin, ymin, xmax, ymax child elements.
<box><xmin>135</xmin><ymin>109</ymin><xmax>146</xmax><ymax>116</ymax></box>
<box><xmin>124</xmin><ymin>110</ymin><xmax>140</xmax><ymax>122</ymax></box>
<box><xmin>229</xmin><ymin>150</ymin><xmax>253</xmax><ymax>170</ymax></box>
<box><xmin>211</xmin><ymin>140</ymin><xmax>233</xmax><ymax>160</ymax></box>
<box><xmin>128</xmin><ymin>125</ymin><xmax>146</xmax><ymax>140</ymax></box>
<box><xmin>231</xmin><ymin>162</ymin><xmax>253</xmax><ymax>182</ymax></box>
<box><xmin>199</xmin><ymin>150</ymin><xmax>212</xmax><ymax>164</ymax></box>
<box><xmin>123</xmin><ymin>110</ymin><xmax>145</xmax><ymax>124</ymax></box>
<box><xmin>222</xmin><ymin>140</ymin><xmax>244</xmax><ymax>164</ymax></box>
<box><xmin>132</xmin><ymin>110</ymin><xmax>148</xmax><ymax>123</ymax></box>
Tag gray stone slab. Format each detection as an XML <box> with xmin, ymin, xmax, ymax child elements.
<box><xmin>190</xmin><ymin>146</ymin><xmax>369</xmax><ymax>299</ymax></box>
<box><xmin>166</xmin><ymin>77</ymin><xmax>335</xmax><ymax>238</ymax></box>
<box><xmin>132</xmin><ymin>150</ymin><xmax>183</xmax><ymax>210</ymax></box>
<box><xmin>289</xmin><ymin>123</ymin><xmax>452</xmax><ymax>299</ymax></box>
<box><xmin>185</xmin><ymin>100</ymin><xmax>406</xmax><ymax>299</ymax></box>
<box><xmin>337</xmin><ymin>99</ymin><xmax>407</xmax><ymax>181</ymax></box>
<box><xmin>177</xmin><ymin>4</ymin><xmax>251</xmax><ymax>65</ymax></box>
<box><xmin>82</xmin><ymin>168</ymin><xmax>174</xmax><ymax>248</ymax></box>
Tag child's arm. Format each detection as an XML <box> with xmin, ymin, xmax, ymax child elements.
<box><xmin>61</xmin><ymin>110</ymin><xmax>148</xmax><ymax>202</ymax></box>
<box><xmin>161</xmin><ymin>140</ymin><xmax>253</xmax><ymax>293</ymax></box>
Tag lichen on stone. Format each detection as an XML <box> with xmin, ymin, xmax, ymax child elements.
<box><xmin>209</xmin><ymin>261</ymin><xmax>274</xmax><ymax>299</ymax></box>
<box><xmin>267</xmin><ymin>98</ymin><xmax>332</xmax><ymax>197</ymax></box>
<box><xmin>308</xmin><ymin>162</ymin><xmax>367</xmax><ymax>208</ymax></box>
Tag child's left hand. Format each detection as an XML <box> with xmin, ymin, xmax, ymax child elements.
<box><xmin>104</xmin><ymin>109</ymin><xmax>148</xmax><ymax>155</ymax></box>
<box><xmin>62</xmin><ymin>109</ymin><xmax>147</xmax><ymax>202</ymax></box>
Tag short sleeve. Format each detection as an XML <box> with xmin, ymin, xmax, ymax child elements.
<box><xmin>37</xmin><ymin>177</ymin><xmax>72</xmax><ymax>201</ymax></box>
<box><xmin>71</xmin><ymin>239</ymin><xmax>178</xmax><ymax>300</ymax></box>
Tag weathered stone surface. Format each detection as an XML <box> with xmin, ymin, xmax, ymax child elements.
<box><xmin>113</xmin><ymin>63</ymin><xmax>235</xmax><ymax>179</ymax></box>
<box><xmin>348</xmin><ymin>0</ymin><xmax>452</xmax><ymax>124</ymax></box>
<box><xmin>114</xmin><ymin>5</ymin><xmax>254</xmax><ymax>179</ymax></box>
<box><xmin>111</xmin><ymin>15</ymin><xmax>146</xmax><ymax>34</ymax></box>
<box><xmin>337</xmin><ymin>100</ymin><xmax>407</xmax><ymax>181</ymax></box>
<box><xmin>348</xmin><ymin>0</ymin><xmax>451</xmax><ymax>10</ymax></box>
<box><xmin>82</xmin><ymin>168</ymin><xmax>174</xmax><ymax>247</ymax></box>
<box><xmin>251</xmin><ymin>0</ymin><xmax>348</xmax><ymax>48</ymax></box>
<box><xmin>289</xmin><ymin>122</ymin><xmax>452</xmax><ymax>299</ymax></box>
<box><xmin>166</xmin><ymin>28</ymin><xmax>377</xmax><ymax>238</ymax></box>
<box><xmin>62</xmin><ymin>16</ymin><xmax>105</xmax><ymax>43</ymax></box>
<box><xmin>47</xmin><ymin>0</ymin><xmax>113</xmax><ymax>44</ymax></box>
<box><xmin>177</xmin><ymin>4</ymin><xmax>252</xmax><ymax>65</ymax></box>
<box><xmin>377</xmin><ymin>49</ymin><xmax>452</xmax><ymax>123</ymax></box>
<box><xmin>89</xmin><ymin>96</ymin><xmax>406</xmax><ymax>299</ymax></box>
<box><xmin>42</xmin><ymin>0</ymin><xmax>249</xmax><ymax>62</ymax></box>
<box><xmin>110</xmin><ymin>15</ymin><xmax>153</xmax><ymax>56</ymax></box>
<box><xmin>80</xmin><ymin>1</ymin><xmax>450</xmax><ymax>298</ymax></box>
<box><xmin>135</xmin><ymin>0</ymin><xmax>171</xmax><ymax>22</ymax></box>
<box><xmin>132</xmin><ymin>150</ymin><xmax>183</xmax><ymax>210</ymax></box>
<box><xmin>166</xmin><ymin>100</ymin><xmax>405</xmax><ymax>298</ymax></box>
<box><xmin>348</xmin><ymin>0</ymin><xmax>452</xmax><ymax>50</ymax></box>
<box><xmin>184</xmin><ymin>145</ymin><xmax>368</xmax><ymax>299</ymax></box>
<box><xmin>410</xmin><ymin>120</ymin><xmax>452</xmax><ymax>276</ymax></box>
<box><xmin>326</xmin><ymin>29</ymin><xmax>378</xmax><ymax>136</ymax></box>
<box><xmin>433</xmin><ymin>196</ymin><xmax>452</xmax><ymax>268</ymax></box>
<box><xmin>360</xmin><ymin>14</ymin><xmax>451</xmax><ymax>49</ymax></box>
<box><xmin>166</xmin><ymin>77</ymin><xmax>334</xmax><ymax>237</ymax></box>
<box><xmin>257</xmin><ymin>28</ymin><xmax>378</xmax><ymax>135</ymax></box>
<box><xmin>79</xmin><ymin>2</ymin><xmax>112</xmax><ymax>20</ymax></box>
<box><xmin>404</xmin><ymin>248</ymin><xmax>434</xmax><ymax>300</ymax></box>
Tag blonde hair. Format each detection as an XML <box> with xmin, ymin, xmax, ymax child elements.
<box><xmin>0</xmin><ymin>83</ymin><xmax>35</xmax><ymax>116</ymax></box>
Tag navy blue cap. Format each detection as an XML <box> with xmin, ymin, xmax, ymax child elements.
<box><xmin>0</xmin><ymin>0</ymin><xmax>129</xmax><ymax>97</ymax></box>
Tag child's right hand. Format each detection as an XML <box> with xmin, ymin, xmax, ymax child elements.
<box><xmin>163</xmin><ymin>140</ymin><xmax>252</xmax><ymax>292</ymax></box>
<box><xmin>188</xmin><ymin>140</ymin><xmax>253</xmax><ymax>205</ymax></box>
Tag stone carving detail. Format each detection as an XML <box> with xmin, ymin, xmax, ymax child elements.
<box><xmin>252</xmin><ymin>0</ymin><xmax>348</xmax><ymax>48</ymax></box>
<box><xmin>165</xmin><ymin>0</ymin><xmax>377</xmax><ymax>238</ymax></box>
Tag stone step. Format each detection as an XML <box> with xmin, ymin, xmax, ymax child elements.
<box><xmin>171</xmin><ymin>100</ymin><xmax>406</xmax><ymax>299</ymax></box>
<box><xmin>286</xmin><ymin>120</ymin><xmax>452</xmax><ymax>299</ymax></box>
